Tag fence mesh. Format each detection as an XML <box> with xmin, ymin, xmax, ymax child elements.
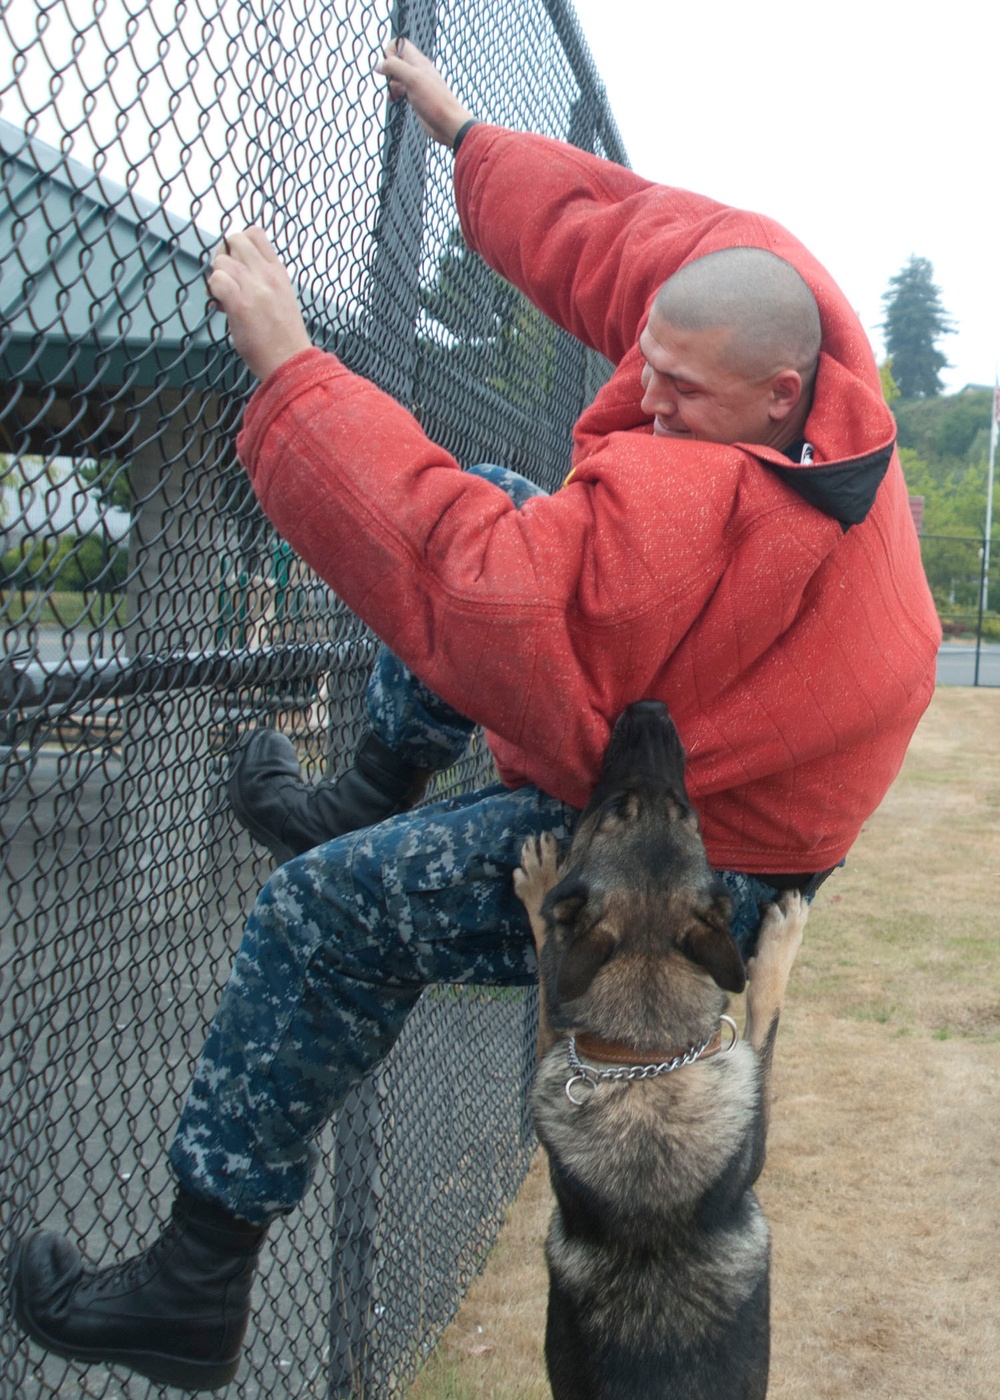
<box><xmin>0</xmin><ymin>2</ymin><xmax>625</xmax><ymax>1396</ymax></box>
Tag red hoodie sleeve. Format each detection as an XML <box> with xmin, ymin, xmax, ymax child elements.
<box><xmin>453</xmin><ymin>125</ymin><xmax>735</xmax><ymax>366</ymax></box>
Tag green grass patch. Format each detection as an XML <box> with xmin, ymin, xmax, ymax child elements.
<box><xmin>2</xmin><ymin>588</ymin><xmax>126</xmax><ymax>630</ymax></box>
<box><xmin>846</xmin><ymin>1000</ymin><xmax>898</xmax><ymax>1026</ymax></box>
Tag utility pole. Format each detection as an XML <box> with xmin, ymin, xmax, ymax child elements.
<box><xmin>984</xmin><ymin>372</ymin><xmax>997</xmax><ymax>615</ymax></box>
<box><xmin>974</xmin><ymin>372</ymin><xmax>997</xmax><ymax>687</ymax></box>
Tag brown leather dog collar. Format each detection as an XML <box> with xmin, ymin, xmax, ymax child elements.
<box><xmin>574</xmin><ymin>1019</ymin><xmax>736</xmax><ymax>1068</ymax></box>
<box><xmin>562</xmin><ymin>1017</ymin><xmax>739</xmax><ymax>1106</ymax></box>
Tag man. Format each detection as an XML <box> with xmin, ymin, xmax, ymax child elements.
<box><xmin>10</xmin><ymin>39</ymin><xmax>940</xmax><ymax>1391</ymax></box>
<box><xmin>226</xmin><ymin>244</ymin><xmax>828</xmax><ymax>861</ymax></box>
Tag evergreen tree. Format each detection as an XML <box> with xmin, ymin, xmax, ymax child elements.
<box><xmin>417</xmin><ymin>225</ymin><xmax>555</xmax><ymax>410</ymax></box>
<box><xmin>880</xmin><ymin>255</ymin><xmax>954</xmax><ymax>399</ymax></box>
<box><xmin>879</xmin><ymin>359</ymin><xmax>900</xmax><ymax>406</ymax></box>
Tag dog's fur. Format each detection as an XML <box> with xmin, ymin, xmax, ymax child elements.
<box><xmin>514</xmin><ymin>701</ymin><xmax>807</xmax><ymax>1400</ymax></box>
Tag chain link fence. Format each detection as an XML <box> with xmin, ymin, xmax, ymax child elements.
<box><xmin>918</xmin><ymin>533</ymin><xmax>1000</xmax><ymax>686</ymax></box>
<box><xmin>0</xmin><ymin>2</ymin><xmax>624</xmax><ymax>1395</ymax></box>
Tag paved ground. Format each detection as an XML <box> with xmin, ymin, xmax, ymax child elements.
<box><xmin>935</xmin><ymin>641</ymin><xmax>1000</xmax><ymax>686</ymax></box>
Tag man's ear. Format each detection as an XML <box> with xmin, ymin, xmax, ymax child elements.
<box><xmin>767</xmin><ymin>368</ymin><xmax>803</xmax><ymax>423</ymax></box>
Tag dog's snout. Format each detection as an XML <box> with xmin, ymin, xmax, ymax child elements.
<box><xmin>581</xmin><ymin>701</ymin><xmax>692</xmax><ymax>827</ymax></box>
<box><xmin>625</xmin><ymin>700</ymin><xmax>668</xmax><ymax>720</ymax></box>
<box><xmin>601</xmin><ymin>702</ymin><xmax>687</xmax><ymax>791</ymax></box>
<box><xmin>615</xmin><ymin>701</ymin><xmax>671</xmax><ymax>742</ymax></box>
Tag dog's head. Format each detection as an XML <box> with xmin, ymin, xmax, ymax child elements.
<box><xmin>539</xmin><ymin>701</ymin><xmax>744</xmax><ymax>1046</ymax></box>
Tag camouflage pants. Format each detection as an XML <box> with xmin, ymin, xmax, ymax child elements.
<box><xmin>355</xmin><ymin>464</ymin><xmax>543</xmax><ymax>772</ymax></box>
<box><xmin>168</xmin><ymin>465</ymin><xmax>791</xmax><ymax>1223</ymax></box>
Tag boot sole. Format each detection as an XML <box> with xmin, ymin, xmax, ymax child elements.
<box><xmin>10</xmin><ymin>1241</ymin><xmax>241</xmax><ymax>1392</ymax></box>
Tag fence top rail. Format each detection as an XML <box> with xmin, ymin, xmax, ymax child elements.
<box><xmin>0</xmin><ymin>637</ymin><xmax>373</xmax><ymax>713</ymax></box>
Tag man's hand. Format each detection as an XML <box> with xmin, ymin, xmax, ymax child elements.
<box><xmin>207</xmin><ymin>229</ymin><xmax>313</xmax><ymax>382</ymax></box>
<box><xmin>376</xmin><ymin>38</ymin><xmax>476</xmax><ymax>147</ymax></box>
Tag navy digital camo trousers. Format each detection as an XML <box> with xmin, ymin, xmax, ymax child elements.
<box><xmin>168</xmin><ymin>466</ymin><xmax>789</xmax><ymax>1224</ymax></box>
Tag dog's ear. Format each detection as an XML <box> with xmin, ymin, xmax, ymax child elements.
<box><xmin>545</xmin><ymin>885</ymin><xmax>588</xmax><ymax>927</ymax></box>
<box><xmin>544</xmin><ymin>880</ymin><xmax>615</xmax><ymax>1003</ymax></box>
<box><xmin>682</xmin><ymin>898</ymin><xmax>746</xmax><ymax>993</ymax></box>
<box><xmin>556</xmin><ymin>928</ymin><xmax>616</xmax><ymax>1002</ymax></box>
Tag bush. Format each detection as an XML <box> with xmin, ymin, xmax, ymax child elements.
<box><xmin>935</xmin><ymin>611</ymin><xmax>1000</xmax><ymax>643</ymax></box>
<box><xmin>0</xmin><ymin>533</ymin><xmax>128</xmax><ymax>592</ymax></box>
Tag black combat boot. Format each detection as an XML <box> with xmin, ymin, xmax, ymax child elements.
<box><xmin>228</xmin><ymin>728</ymin><xmax>432</xmax><ymax>864</ymax></box>
<box><xmin>11</xmin><ymin>1191</ymin><xmax>268</xmax><ymax>1391</ymax></box>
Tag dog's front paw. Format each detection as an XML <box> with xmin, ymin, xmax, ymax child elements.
<box><xmin>748</xmin><ymin>890</ymin><xmax>808</xmax><ymax>986</ymax></box>
<box><xmin>513</xmin><ymin>832</ymin><xmax>562</xmax><ymax>918</ymax></box>
<box><xmin>744</xmin><ymin>892</ymin><xmax>808</xmax><ymax>1054</ymax></box>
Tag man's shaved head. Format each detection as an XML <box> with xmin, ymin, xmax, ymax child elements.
<box><xmin>652</xmin><ymin>249</ymin><xmax>822</xmax><ymax>387</ymax></box>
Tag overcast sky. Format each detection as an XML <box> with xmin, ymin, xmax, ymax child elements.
<box><xmin>571</xmin><ymin>0</ymin><xmax>998</xmax><ymax>394</ymax></box>
<box><xmin>4</xmin><ymin>0</ymin><xmax>994</xmax><ymax>395</ymax></box>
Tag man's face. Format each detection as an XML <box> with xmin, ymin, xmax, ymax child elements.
<box><xmin>638</xmin><ymin>313</ymin><xmax>789</xmax><ymax>448</ymax></box>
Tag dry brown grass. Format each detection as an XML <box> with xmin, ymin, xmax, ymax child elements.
<box><xmin>407</xmin><ymin>687</ymin><xmax>1000</xmax><ymax>1400</ymax></box>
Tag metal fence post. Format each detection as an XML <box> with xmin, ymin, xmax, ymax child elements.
<box><xmin>973</xmin><ymin>531</ymin><xmax>987</xmax><ymax>687</ymax></box>
<box><xmin>116</xmin><ymin>391</ymin><xmax>224</xmax><ymax>922</ymax></box>
<box><xmin>329</xmin><ymin>1076</ymin><xmax>386</xmax><ymax>1400</ymax></box>
<box><xmin>540</xmin><ymin>95</ymin><xmax>604</xmax><ymax>480</ymax></box>
<box><xmin>354</xmin><ymin>0</ymin><xmax>440</xmax><ymax>405</ymax></box>
<box><xmin>326</xmin><ymin>3</ymin><xmax>439</xmax><ymax>1393</ymax></box>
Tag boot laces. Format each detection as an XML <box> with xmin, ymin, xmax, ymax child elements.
<box><xmin>90</xmin><ymin>1219</ymin><xmax>179</xmax><ymax>1295</ymax></box>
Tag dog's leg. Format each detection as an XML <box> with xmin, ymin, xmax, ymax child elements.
<box><xmin>744</xmin><ymin>891</ymin><xmax>808</xmax><ymax>1166</ymax></box>
<box><xmin>513</xmin><ymin>833</ymin><xmax>562</xmax><ymax>1060</ymax></box>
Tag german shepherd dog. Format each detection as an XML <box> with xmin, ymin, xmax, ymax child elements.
<box><xmin>514</xmin><ymin>701</ymin><xmax>807</xmax><ymax>1400</ymax></box>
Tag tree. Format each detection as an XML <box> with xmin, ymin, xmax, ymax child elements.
<box><xmin>879</xmin><ymin>359</ymin><xmax>900</xmax><ymax>406</ymax></box>
<box><xmin>893</xmin><ymin>385</ymin><xmax>993</xmax><ymax>469</ymax></box>
<box><xmin>1</xmin><ymin>453</ymin><xmax>25</xmax><ymax>528</ymax></box>
<box><xmin>417</xmin><ymin>225</ymin><xmax>555</xmax><ymax>411</ymax></box>
<box><xmin>894</xmin><ymin>387</ymin><xmax>999</xmax><ymax>634</ymax></box>
<box><xmin>79</xmin><ymin>457</ymin><xmax>134</xmax><ymax>513</ymax></box>
<box><xmin>880</xmin><ymin>256</ymin><xmax>954</xmax><ymax>399</ymax></box>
